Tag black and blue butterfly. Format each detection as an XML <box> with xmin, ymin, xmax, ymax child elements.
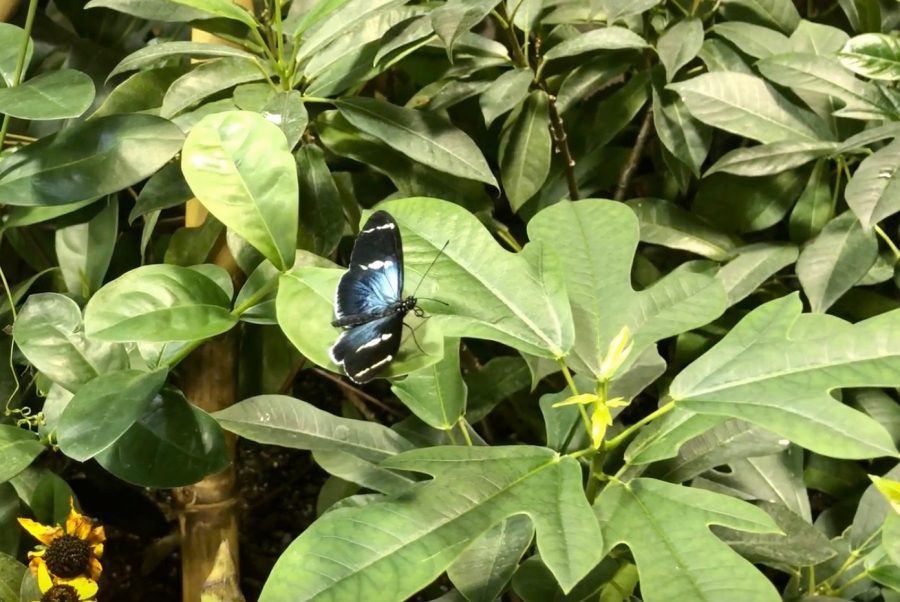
<box><xmin>329</xmin><ymin>210</ymin><xmax>438</xmax><ymax>383</ymax></box>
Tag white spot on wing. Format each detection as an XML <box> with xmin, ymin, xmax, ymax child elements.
<box><xmin>352</xmin><ymin>354</ymin><xmax>393</xmax><ymax>379</ymax></box>
<box><xmin>355</xmin><ymin>332</ymin><xmax>393</xmax><ymax>352</ymax></box>
<box><xmin>361</xmin><ymin>223</ymin><xmax>396</xmax><ymax>233</ymax></box>
<box><xmin>366</xmin><ymin>260</ymin><xmax>393</xmax><ymax>270</ymax></box>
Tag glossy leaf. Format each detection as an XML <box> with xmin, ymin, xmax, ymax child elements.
<box><xmin>0</xmin><ymin>552</ymin><xmax>25</xmax><ymax>602</ymax></box>
<box><xmin>260</xmin><ymin>446</ymin><xmax>603</xmax><ymax>601</ymax></box>
<box><xmin>84</xmin><ymin>264</ymin><xmax>237</xmax><ymax>342</ymax></box>
<box><xmin>430</xmin><ymin>0</ymin><xmax>495</xmax><ymax>56</ymax></box>
<box><xmin>109</xmin><ymin>41</ymin><xmax>257</xmax><ymax>78</ymax></box>
<box><xmin>0</xmin><ymin>69</ymin><xmax>94</xmax><ymax>120</ymax></box>
<box><xmin>0</xmin><ymin>115</ymin><xmax>183</xmax><ymax>207</ymax></box>
<box><xmin>13</xmin><ymin>293</ymin><xmax>128</xmax><ymax>392</ymax></box>
<box><xmin>543</xmin><ymin>27</ymin><xmax>648</xmax><ymax>61</ymax></box>
<box><xmin>296</xmin><ymin>144</ymin><xmax>343</xmax><ymax>257</ymax></box>
<box><xmin>55</xmin><ymin>197</ymin><xmax>118</xmax><ymax>299</ymax></box>
<box><xmin>0</xmin><ymin>23</ymin><xmax>33</xmax><ymax>87</ymax></box>
<box><xmin>182</xmin><ymin>110</ymin><xmax>298</xmax><ymax>270</ymax></box>
<box><xmin>671</xmin><ymin>294</ymin><xmax>899</xmax><ymax>458</ymax></box>
<box><xmin>652</xmin><ymin>82</ymin><xmax>712</xmax><ymax>177</ymax></box>
<box><xmin>500</xmin><ymin>90</ymin><xmax>552</xmax><ymax>212</ymax></box>
<box><xmin>168</xmin><ymin>0</ymin><xmax>256</xmax><ymax>27</ymax></box>
<box><xmin>839</xmin><ymin>33</ymin><xmax>900</xmax><ymax>81</ymax></box>
<box><xmin>845</xmin><ymin>138</ymin><xmax>900</xmax><ymax>229</ymax></box>
<box><xmin>595</xmin><ymin>478</ymin><xmax>781</xmax><ymax>602</ymax></box>
<box><xmin>57</xmin><ymin>369</ymin><xmax>167</xmax><ymax>461</ymax></box>
<box><xmin>93</xmin><ymin>65</ymin><xmax>189</xmax><ymax>118</ymax></box>
<box><xmin>262</xmin><ymin>91</ymin><xmax>308</xmax><ymax>150</ymax></box>
<box><xmin>392</xmin><ymin>338</ymin><xmax>466</xmax><ymax>430</ymax></box>
<box><xmin>161</xmin><ymin>58</ymin><xmax>264</xmax><ymax>118</ymax></box>
<box><xmin>0</xmin><ymin>426</ymin><xmax>43</xmax><ymax>484</ymax></box>
<box><xmin>796</xmin><ymin>211</ymin><xmax>878</xmax><ymax>312</ymax></box>
<box><xmin>129</xmin><ymin>162</ymin><xmax>193</xmax><ymax>222</ymax></box>
<box><xmin>84</xmin><ymin>0</ymin><xmax>208</xmax><ymax>21</ymax></box>
<box><xmin>723</xmin><ymin>0</ymin><xmax>800</xmax><ymax>33</ymax></box>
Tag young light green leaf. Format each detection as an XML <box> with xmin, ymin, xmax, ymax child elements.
<box><xmin>657</xmin><ymin>18</ymin><xmax>703</xmax><ymax>81</ymax></box>
<box><xmin>718</xmin><ymin>242</ymin><xmax>799</xmax><ymax>306</ymax></box>
<box><xmin>56</xmin><ymin>369</ymin><xmax>168</xmax><ymax>462</ymax></box>
<box><xmin>0</xmin><ymin>70</ymin><xmax>94</xmax><ymax>120</ymax></box>
<box><xmin>543</xmin><ymin>26</ymin><xmax>648</xmax><ymax>61</ymax></box>
<box><xmin>500</xmin><ymin>90</ymin><xmax>552</xmax><ymax>212</ymax></box>
<box><xmin>789</xmin><ymin>159</ymin><xmax>833</xmax><ymax>242</ymax></box>
<box><xmin>479</xmin><ymin>68</ymin><xmax>532</xmax><ymax>127</ymax></box>
<box><xmin>595</xmin><ymin>478</ymin><xmax>781</xmax><ymax>602</ymax></box>
<box><xmin>260</xmin><ymin>446</ymin><xmax>603</xmax><ymax>601</ymax></box>
<box><xmin>0</xmin><ymin>426</ymin><xmax>44</xmax><ymax>484</ymax></box>
<box><xmin>160</xmin><ymin>58</ymin><xmax>264</xmax><ymax>118</ymax></box>
<box><xmin>712</xmin><ymin>22</ymin><xmax>790</xmax><ymax>58</ymax></box>
<box><xmin>626</xmin><ymin>198</ymin><xmax>739</xmax><ymax>261</ymax></box>
<box><xmin>844</xmin><ymin>138</ymin><xmax>900</xmax><ymax>229</ymax></box>
<box><xmin>13</xmin><ymin>293</ymin><xmax>128</xmax><ymax>392</ymax></box>
<box><xmin>0</xmin><ymin>23</ymin><xmax>33</xmax><ymax>87</ymax></box>
<box><xmin>84</xmin><ymin>264</ymin><xmax>237</xmax><ymax>342</ymax></box>
<box><xmin>669</xmin><ymin>72</ymin><xmax>832</xmax><ymax>143</ymax></box>
<box><xmin>392</xmin><ymin>338</ymin><xmax>466</xmax><ymax>431</ymax></box>
<box><xmin>214</xmin><ymin>395</ymin><xmax>413</xmax><ymax>462</ymax></box>
<box><xmin>182</xmin><ymin>110</ymin><xmax>298</xmax><ymax>270</ymax></box>
<box><xmin>335</xmin><ymin>98</ymin><xmax>496</xmax><ymax>186</ymax></box>
<box><xmin>55</xmin><ymin>197</ymin><xmax>118</xmax><ymax>300</ymax></box>
<box><xmin>706</xmin><ymin>141</ymin><xmax>837</xmax><ymax>177</ymax></box>
<box><xmin>671</xmin><ymin>294</ymin><xmax>900</xmax><ymax>458</ymax></box>
<box><xmin>0</xmin><ymin>115</ymin><xmax>183</xmax><ymax>207</ymax></box>
<box><xmin>796</xmin><ymin>211</ymin><xmax>878</xmax><ymax>312</ymax></box>
<box><xmin>168</xmin><ymin>0</ymin><xmax>257</xmax><ymax>28</ymax></box>
<box><xmin>109</xmin><ymin>41</ymin><xmax>257</xmax><ymax>79</ymax></box>
<box><xmin>839</xmin><ymin>33</ymin><xmax>900</xmax><ymax>81</ymax></box>
<box><xmin>528</xmin><ymin>200</ymin><xmax>726</xmax><ymax>380</ymax></box>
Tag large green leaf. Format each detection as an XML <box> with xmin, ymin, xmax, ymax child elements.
<box><xmin>214</xmin><ymin>394</ymin><xmax>414</xmax><ymax>462</ymax></box>
<box><xmin>296</xmin><ymin>144</ymin><xmax>343</xmax><ymax>257</ymax></box>
<box><xmin>0</xmin><ymin>115</ymin><xmax>183</xmax><ymax>207</ymax></box>
<box><xmin>657</xmin><ymin>18</ymin><xmax>703</xmax><ymax>82</ymax></box>
<box><xmin>0</xmin><ymin>552</ymin><xmax>25</xmax><ymax>602</ymax></box>
<box><xmin>109</xmin><ymin>41</ymin><xmax>257</xmax><ymax>78</ymax></box>
<box><xmin>722</xmin><ymin>0</ymin><xmax>800</xmax><ymax>33</ymax></box>
<box><xmin>789</xmin><ymin>159</ymin><xmax>833</xmax><ymax>242</ymax></box>
<box><xmin>693</xmin><ymin>170</ymin><xmax>808</xmax><ymax>234</ymax></box>
<box><xmin>83</xmin><ymin>264</ymin><xmax>237</xmax><ymax>342</ymax></box>
<box><xmin>528</xmin><ymin>200</ymin><xmax>726</xmax><ymax>380</ymax></box>
<box><xmin>168</xmin><ymin>0</ymin><xmax>257</xmax><ymax>27</ymax></box>
<box><xmin>0</xmin><ymin>70</ymin><xmax>94</xmax><ymax>120</ymax></box>
<box><xmin>713</xmin><ymin>22</ymin><xmax>790</xmax><ymax>59</ymax></box>
<box><xmin>430</xmin><ymin>0</ymin><xmax>495</xmax><ymax>56</ymax></box>
<box><xmin>670</xmin><ymin>294</ymin><xmax>900</xmax><ymax>459</ymax></box>
<box><xmin>182</xmin><ymin>110</ymin><xmax>298</xmax><ymax>270</ymax></box>
<box><xmin>94</xmin><ymin>66</ymin><xmax>190</xmax><ymax>118</ymax></box>
<box><xmin>669</xmin><ymin>72</ymin><xmax>831</xmax><ymax>143</ymax></box>
<box><xmin>543</xmin><ymin>26</ymin><xmax>648</xmax><ymax>61</ymax></box>
<box><xmin>718</xmin><ymin>243</ymin><xmax>799</xmax><ymax>306</ymax></box>
<box><xmin>839</xmin><ymin>33</ymin><xmax>900</xmax><ymax>81</ymax></box>
<box><xmin>392</xmin><ymin>338</ymin><xmax>466</xmax><ymax>431</ymax></box>
<box><xmin>499</xmin><ymin>91</ymin><xmax>552</xmax><ymax>212</ymax></box>
<box><xmin>161</xmin><ymin>58</ymin><xmax>264</xmax><ymax>118</ymax></box>
<box><xmin>845</xmin><ymin>139</ymin><xmax>900</xmax><ymax>229</ymax></box>
<box><xmin>652</xmin><ymin>82</ymin><xmax>712</xmax><ymax>177</ymax></box>
<box><xmin>479</xmin><ymin>68</ymin><xmax>532</xmax><ymax>127</ymax></box>
<box><xmin>595</xmin><ymin>478</ymin><xmax>780</xmax><ymax>602</ymax></box>
<box><xmin>13</xmin><ymin>293</ymin><xmax>128</xmax><ymax>392</ymax></box>
<box><xmin>626</xmin><ymin>198</ymin><xmax>739</xmax><ymax>261</ymax></box>
<box><xmin>85</xmin><ymin>0</ymin><xmax>209</xmax><ymax>21</ymax></box>
<box><xmin>706</xmin><ymin>141</ymin><xmax>837</xmax><ymax>177</ymax></box>
<box><xmin>56</xmin><ymin>369</ymin><xmax>167</xmax><ymax>461</ymax></box>
<box><xmin>335</xmin><ymin>98</ymin><xmax>496</xmax><ymax>186</ymax></box>
<box><xmin>0</xmin><ymin>426</ymin><xmax>44</xmax><ymax>484</ymax></box>
<box><xmin>260</xmin><ymin>446</ymin><xmax>603</xmax><ymax>601</ymax></box>
<box><xmin>55</xmin><ymin>197</ymin><xmax>118</xmax><ymax>299</ymax></box>
<box><xmin>0</xmin><ymin>24</ymin><xmax>33</xmax><ymax>87</ymax></box>
<box><xmin>796</xmin><ymin>211</ymin><xmax>878</xmax><ymax>313</ymax></box>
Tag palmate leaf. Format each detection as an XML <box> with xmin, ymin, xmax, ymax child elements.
<box><xmin>260</xmin><ymin>446</ymin><xmax>603</xmax><ymax>601</ymax></box>
<box><xmin>595</xmin><ymin>478</ymin><xmax>781</xmax><ymax>602</ymax></box>
<box><xmin>670</xmin><ymin>294</ymin><xmax>899</xmax><ymax>459</ymax></box>
<box><xmin>527</xmin><ymin>200</ymin><xmax>726</xmax><ymax>381</ymax></box>
<box><xmin>391</xmin><ymin>338</ymin><xmax>467</xmax><ymax>431</ymax></box>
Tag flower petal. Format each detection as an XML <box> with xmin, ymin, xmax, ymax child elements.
<box><xmin>64</xmin><ymin>576</ymin><xmax>99</xmax><ymax>599</ymax></box>
<box><xmin>17</xmin><ymin>518</ymin><xmax>62</xmax><ymax>545</ymax></box>
<box><xmin>88</xmin><ymin>557</ymin><xmax>103</xmax><ymax>581</ymax></box>
<box><xmin>36</xmin><ymin>561</ymin><xmax>54</xmax><ymax>593</ymax></box>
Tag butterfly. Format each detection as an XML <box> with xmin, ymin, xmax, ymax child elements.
<box><xmin>329</xmin><ymin>210</ymin><xmax>429</xmax><ymax>384</ymax></box>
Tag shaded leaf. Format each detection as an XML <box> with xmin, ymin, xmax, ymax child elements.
<box><xmin>0</xmin><ymin>23</ymin><xmax>33</xmax><ymax>87</ymax></box>
<box><xmin>789</xmin><ymin>159</ymin><xmax>833</xmax><ymax>242</ymax></box>
<box><xmin>845</xmin><ymin>138</ymin><xmax>900</xmax><ymax>229</ymax></box>
<box><xmin>500</xmin><ymin>90</ymin><xmax>552</xmax><ymax>212</ymax></box>
<box><xmin>109</xmin><ymin>41</ymin><xmax>257</xmax><ymax>79</ymax></box>
<box><xmin>0</xmin><ymin>70</ymin><xmax>94</xmax><ymax>120</ymax></box>
<box><xmin>392</xmin><ymin>338</ymin><xmax>466</xmax><ymax>431</ymax></box>
<box><xmin>706</xmin><ymin>141</ymin><xmax>837</xmax><ymax>177</ymax></box>
<box><xmin>718</xmin><ymin>242</ymin><xmax>798</xmax><ymax>306</ymax></box>
<box><xmin>479</xmin><ymin>68</ymin><xmax>532</xmax><ymax>127</ymax></box>
<box><xmin>543</xmin><ymin>27</ymin><xmax>648</xmax><ymax>61</ymax></box>
<box><xmin>55</xmin><ymin>197</ymin><xmax>118</xmax><ymax>299</ymax></box>
<box><xmin>712</xmin><ymin>22</ymin><xmax>790</xmax><ymax>58</ymax></box>
<box><xmin>627</xmin><ymin>198</ymin><xmax>739</xmax><ymax>261</ymax></box>
<box><xmin>0</xmin><ymin>427</ymin><xmax>43</xmax><ymax>484</ymax></box>
<box><xmin>296</xmin><ymin>144</ymin><xmax>343</xmax><ymax>257</ymax></box>
<box><xmin>657</xmin><ymin>18</ymin><xmax>703</xmax><ymax>82</ymax></box>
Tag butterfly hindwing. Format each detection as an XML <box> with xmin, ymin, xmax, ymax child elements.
<box><xmin>329</xmin><ymin>314</ymin><xmax>404</xmax><ymax>383</ymax></box>
<box><xmin>333</xmin><ymin>211</ymin><xmax>404</xmax><ymax>326</ymax></box>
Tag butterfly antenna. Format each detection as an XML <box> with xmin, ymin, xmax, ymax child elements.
<box><xmin>403</xmin><ymin>318</ymin><xmax>430</xmax><ymax>355</ymax></box>
<box><xmin>411</xmin><ymin>240</ymin><xmax>449</xmax><ymax>298</ymax></box>
<box><xmin>417</xmin><ymin>297</ymin><xmax>449</xmax><ymax>306</ymax></box>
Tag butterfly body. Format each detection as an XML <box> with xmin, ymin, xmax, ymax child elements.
<box><xmin>329</xmin><ymin>211</ymin><xmax>423</xmax><ymax>383</ymax></box>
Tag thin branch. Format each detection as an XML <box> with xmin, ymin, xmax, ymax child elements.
<box><xmin>614</xmin><ymin>108</ymin><xmax>654</xmax><ymax>201</ymax></box>
<box><xmin>313</xmin><ymin>367</ymin><xmax>402</xmax><ymax>418</ymax></box>
<box><xmin>547</xmin><ymin>94</ymin><xmax>579</xmax><ymax>200</ymax></box>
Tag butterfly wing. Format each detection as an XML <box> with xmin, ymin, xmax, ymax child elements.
<box><xmin>329</xmin><ymin>314</ymin><xmax>404</xmax><ymax>383</ymax></box>
<box><xmin>333</xmin><ymin>211</ymin><xmax>404</xmax><ymax>326</ymax></box>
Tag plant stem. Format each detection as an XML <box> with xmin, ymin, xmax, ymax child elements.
<box><xmin>458</xmin><ymin>418</ymin><xmax>474</xmax><ymax>446</ymax></box>
<box><xmin>547</xmin><ymin>94</ymin><xmax>579</xmax><ymax>200</ymax></box>
<box><xmin>495</xmin><ymin>227</ymin><xmax>523</xmax><ymax>252</ymax></box>
<box><xmin>273</xmin><ymin>0</ymin><xmax>285</xmax><ymax>74</ymax></box>
<box><xmin>875</xmin><ymin>224</ymin><xmax>900</xmax><ymax>262</ymax></box>
<box><xmin>301</xmin><ymin>95</ymin><xmax>335</xmax><ymax>104</ymax></box>
<box><xmin>0</xmin><ymin>0</ymin><xmax>38</xmax><ymax>152</ymax></box>
<box><xmin>558</xmin><ymin>359</ymin><xmax>592</xmax><ymax>437</ymax></box>
<box><xmin>614</xmin><ymin>108</ymin><xmax>653</xmax><ymax>201</ymax></box>
<box><xmin>604</xmin><ymin>400</ymin><xmax>675</xmax><ymax>451</ymax></box>
<box><xmin>494</xmin><ymin>5</ymin><xmax>528</xmax><ymax>68</ymax></box>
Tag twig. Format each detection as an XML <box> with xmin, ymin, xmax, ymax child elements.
<box><xmin>614</xmin><ymin>108</ymin><xmax>654</xmax><ymax>201</ymax></box>
<box><xmin>313</xmin><ymin>367</ymin><xmax>401</xmax><ymax>418</ymax></box>
<box><xmin>547</xmin><ymin>94</ymin><xmax>579</xmax><ymax>200</ymax></box>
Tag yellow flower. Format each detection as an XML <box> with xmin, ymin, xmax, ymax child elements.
<box><xmin>34</xmin><ymin>561</ymin><xmax>98</xmax><ymax>602</ymax></box>
<box><xmin>18</xmin><ymin>498</ymin><xmax>105</xmax><ymax>583</ymax></box>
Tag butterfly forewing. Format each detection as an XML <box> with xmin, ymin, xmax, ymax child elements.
<box><xmin>329</xmin><ymin>314</ymin><xmax>404</xmax><ymax>383</ymax></box>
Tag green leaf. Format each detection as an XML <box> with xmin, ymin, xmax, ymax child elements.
<box><xmin>671</xmin><ymin>294</ymin><xmax>900</xmax><ymax>458</ymax></box>
<box><xmin>657</xmin><ymin>18</ymin><xmax>703</xmax><ymax>81</ymax></box>
<box><xmin>0</xmin><ymin>115</ymin><xmax>184</xmax><ymax>207</ymax></box>
<box><xmin>652</xmin><ymin>81</ymin><xmax>712</xmax><ymax>177</ymax></box>
<box><xmin>625</xmin><ymin>409</ymin><xmax>726</xmax><ymax>465</ymax></box>
<box><xmin>789</xmin><ymin>20</ymin><xmax>849</xmax><ymax>54</ymax></box>
<box><xmin>706</xmin><ymin>141</ymin><xmax>837</xmax><ymax>177</ymax></box>
<box><xmin>722</xmin><ymin>0</ymin><xmax>800</xmax><ymax>33</ymax></box>
<box><xmin>313</xmin><ymin>449</ymin><xmax>414</xmax><ymax>495</ymax></box>
<box><xmin>0</xmin><ymin>552</ymin><xmax>25</xmax><ymax>602</ymax></box>
<box><xmin>13</xmin><ymin>293</ymin><xmax>128</xmax><ymax>392</ymax></box>
<box><xmin>595</xmin><ymin>478</ymin><xmax>781</xmax><ymax>602</ymax></box>
<box><xmin>293</xmin><ymin>0</ymin><xmax>403</xmax><ymax>56</ymax></box>
<box><xmin>500</xmin><ymin>90</ymin><xmax>552</xmax><ymax>212</ymax></box>
<box><xmin>712</xmin><ymin>22</ymin><xmax>790</xmax><ymax>59</ymax></box>
<box><xmin>168</xmin><ymin>0</ymin><xmax>257</xmax><ymax>27</ymax></box>
<box><xmin>262</xmin><ymin>91</ymin><xmax>308</xmax><ymax>150</ymax></box>
<box><xmin>669</xmin><ymin>72</ymin><xmax>832</xmax><ymax>143</ymax></box>
<box><xmin>796</xmin><ymin>211</ymin><xmax>878</xmax><ymax>312</ymax></box>
<box><xmin>335</xmin><ymin>98</ymin><xmax>496</xmax><ymax>186</ymax></box>
<box><xmin>839</xmin><ymin>33</ymin><xmax>900</xmax><ymax>81</ymax></box>
<box><xmin>0</xmin><ymin>426</ymin><xmax>43</xmax><ymax>484</ymax></box>
<box><xmin>626</xmin><ymin>198</ymin><xmax>738</xmax><ymax>261</ymax></box>
<box><xmin>93</xmin><ymin>66</ymin><xmax>190</xmax><ymax>118</ymax></box>
<box><xmin>182</xmin><ymin>110</ymin><xmax>298</xmax><ymax>270</ymax></box>
<box><xmin>447</xmin><ymin>515</ymin><xmax>534</xmax><ymax>602</ymax></box>
<box><xmin>528</xmin><ymin>200</ymin><xmax>726</xmax><ymax>381</ymax></box>
<box><xmin>392</xmin><ymin>338</ymin><xmax>466</xmax><ymax>431</ymax></box>
<box><xmin>479</xmin><ymin>68</ymin><xmax>532</xmax><ymax>127</ymax></box>
<box><xmin>129</xmin><ymin>161</ymin><xmax>194</xmax><ymax>223</ymax></box>
<box><xmin>95</xmin><ymin>387</ymin><xmax>229</xmax><ymax>487</ymax></box>
<box><xmin>697</xmin><ymin>39</ymin><xmax>754</xmax><ymax>74</ymax></box>
<box><xmin>55</xmin><ymin>197</ymin><xmax>118</xmax><ymax>299</ymax></box>
<box><xmin>216</xmin><ymin>394</ymin><xmax>413</xmax><ymax>461</ymax></box>
<box><xmin>296</xmin><ymin>144</ymin><xmax>343</xmax><ymax>257</ymax></box>
<box><xmin>789</xmin><ymin>159</ymin><xmax>833</xmax><ymax>242</ymax></box>
<box><xmin>555</xmin><ymin>55</ymin><xmax>630</xmax><ymax>114</ymax></box>
<box><xmin>85</xmin><ymin>0</ymin><xmax>209</xmax><ymax>21</ymax></box>
<box><xmin>0</xmin><ymin>69</ymin><xmax>94</xmax><ymax>120</ymax></box>
<box><xmin>260</xmin><ymin>446</ymin><xmax>603</xmax><ymax>601</ymax></box>
<box><xmin>465</xmin><ymin>356</ymin><xmax>531</xmax><ymax>423</ymax></box>
<box><xmin>693</xmin><ymin>170</ymin><xmax>808</xmax><ymax>234</ymax></box>
<box><xmin>57</xmin><ymin>369</ymin><xmax>168</xmax><ymax>461</ymax></box>
<box><xmin>845</xmin><ymin>138</ymin><xmax>900</xmax><ymax>229</ymax></box>
<box><xmin>543</xmin><ymin>26</ymin><xmax>648</xmax><ymax>61</ymax></box>
<box><xmin>430</xmin><ymin>0</ymin><xmax>495</xmax><ymax>56</ymax></box>
<box><xmin>161</xmin><ymin>58</ymin><xmax>264</xmax><ymax>118</ymax></box>
<box><xmin>110</xmin><ymin>42</ymin><xmax>257</xmax><ymax>79</ymax></box>
<box><xmin>0</xmin><ymin>23</ymin><xmax>33</xmax><ymax>88</ymax></box>
<box><xmin>718</xmin><ymin>243</ymin><xmax>798</xmax><ymax>306</ymax></box>
<box><xmin>84</xmin><ymin>264</ymin><xmax>237</xmax><ymax>342</ymax></box>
